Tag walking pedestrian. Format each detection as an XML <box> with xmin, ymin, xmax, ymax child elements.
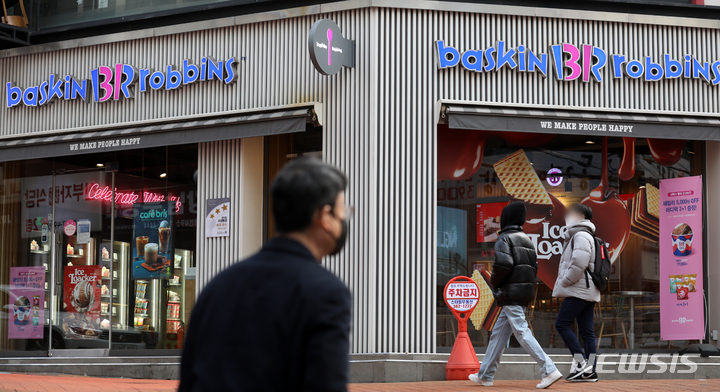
<box><xmin>553</xmin><ymin>203</ymin><xmax>600</xmax><ymax>382</ymax></box>
<box><xmin>469</xmin><ymin>201</ymin><xmax>563</xmax><ymax>389</ymax></box>
<box><xmin>179</xmin><ymin>157</ymin><xmax>352</xmax><ymax>392</ymax></box>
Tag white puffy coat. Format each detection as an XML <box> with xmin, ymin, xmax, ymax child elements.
<box><xmin>551</xmin><ymin>220</ymin><xmax>601</xmax><ymax>303</ymax></box>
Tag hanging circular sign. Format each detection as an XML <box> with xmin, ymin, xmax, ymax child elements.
<box><xmin>64</xmin><ymin>220</ymin><xmax>77</xmax><ymax>236</ymax></box>
<box><xmin>546</xmin><ymin>168</ymin><xmax>563</xmax><ymax>187</ymax></box>
<box><xmin>308</xmin><ymin>19</ymin><xmax>355</xmax><ymax>76</ymax></box>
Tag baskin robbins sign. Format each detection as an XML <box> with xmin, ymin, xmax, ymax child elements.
<box><xmin>5</xmin><ymin>56</ymin><xmax>238</xmax><ymax>109</ymax></box>
<box><xmin>436</xmin><ymin>40</ymin><xmax>720</xmax><ymax>84</ymax></box>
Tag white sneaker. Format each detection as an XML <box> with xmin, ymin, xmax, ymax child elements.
<box><xmin>536</xmin><ymin>370</ymin><xmax>563</xmax><ymax>389</ymax></box>
<box><xmin>468</xmin><ymin>373</ymin><xmax>493</xmax><ymax>386</ymax></box>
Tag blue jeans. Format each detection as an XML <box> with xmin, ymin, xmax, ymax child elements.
<box><xmin>476</xmin><ymin>305</ymin><xmax>558</xmax><ymax>381</ymax></box>
<box><xmin>554</xmin><ymin>297</ymin><xmax>597</xmax><ymax>369</ymax></box>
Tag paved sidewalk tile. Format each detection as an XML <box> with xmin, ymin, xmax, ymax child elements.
<box><xmin>0</xmin><ymin>373</ymin><xmax>719</xmax><ymax>391</ymax></box>
<box><xmin>348</xmin><ymin>379</ymin><xmax>720</xmax><ymax>391</ymax></box>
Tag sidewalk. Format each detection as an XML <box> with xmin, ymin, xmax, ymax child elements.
<box><xmin>0</xmin><ymin>373</ymin><xmax>718</xmax><ymax>391</ymax></box>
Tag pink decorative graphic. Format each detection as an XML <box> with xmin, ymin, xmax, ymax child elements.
<box><xmin>582</xmin><ymin>45</ymin><xmax>593</xmax><ymax>83</ymax></box>
<box><xmin>659</xmin><ymin>176</ymin><xmax>704</xmax><ymax>341</ymax></box>
<box><xmin>327</xmin><ymin>29</ymin><xmax>333</xmax><ymax>65</ymax></box>
<box><xmin>98</xmin><ymin>66</ymin><xmax>113</xmax><ymax>102</ymax></box>
<box><xmin>114</xmin><ymin>64</ymin><xmax>123</xmax><ymax>101</ymax></box>
<box><xmin>562</xmin><ymin>44</ymin><xmax>581</xmax><ymax>81</ymax></box>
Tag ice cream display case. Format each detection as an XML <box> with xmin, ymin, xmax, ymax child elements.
<box><xmin>164</xmin><ymin>248</ymin><xmax>192</xmax><ymax>348</ymax></box>
<box><xmin>101</xmin><ymin>240</ymin><xmax>129</xmax><ymax>329</ymax></box>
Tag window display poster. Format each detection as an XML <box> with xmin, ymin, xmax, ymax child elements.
<box><xmin>476</xmin><ymin>202</ymin><xmax>505</xmax><ymax>243</ymax></box>
<box><xmin>205</xmin><ymin>198</ymin><xmax>230</xmax><ymax>238</ymax></box>
<box><xmin>63</xmin><ymin>265</ymin><xmax>101</xmax><ymax>318</ymax></box>
<box><xmin>132</xmin><ymin>202</ymin><xmax>174</xmax><ymax>280</ymax></box>
<box><xmin>659</xmin><ymin>176</ymin><xmax>704</xmax><ymax>341</ymax></box>
<box><xmin>8</xmin><ymin>267</ymin><xmax>45</xmax><ymax>339</ymax></box>
<box><xmin>77</xmin><ymin>219</ymin><xmax>91</xmax><ymax>244</ymax></box>
<box><xmin>438</xmin><ymin>206</ymin><xmax>467</xmax><ymax>281</ymax></box>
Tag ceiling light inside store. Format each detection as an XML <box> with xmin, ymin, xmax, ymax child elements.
<box><xmin>585</xmin><ymin>140</ymin><xmax>595</xmax><ymax>144</ymax></box>
<box><xmin>160</xmin><ymin>173</ymin><xmax>167</xmax><ymax>178</ymax></box>
<box><xmin>96</xmin><ymin>163</ymin><xmax>104</xmax><ymax>167</ymax></box>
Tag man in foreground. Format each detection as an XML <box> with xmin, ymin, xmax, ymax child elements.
<box><xmin>469</xmin><ymin>202</ymin><xmax>562</xmax><ymax>389</ymax></box>
<box><xmin>179</xmin><ymin>158</ymin><xmax>352</xmax><ymax>392</ymax></box>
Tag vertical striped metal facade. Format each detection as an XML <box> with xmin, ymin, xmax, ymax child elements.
<box><xmin>3</xmin><ymin>3</ymin><xmax>720</xmax><ymax>355</ymax></box>
<box><xmin>196</xmin><ymin>140</ymin><xmax>244</xmax><ymax>291</ymax></box>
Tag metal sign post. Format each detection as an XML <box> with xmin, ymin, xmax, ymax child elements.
<box><xmin>443</xmin><ymin>276</ymin><xmax>481</xmax><ymax>380</ymax></box>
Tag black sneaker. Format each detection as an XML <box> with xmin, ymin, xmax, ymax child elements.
<box><xmin>565</xmin><ymin>370</ymin><xmax>580</xmax><ymax>381</ymax></box>
<box><xmin>571</xmin><ymin>372</ymin><xmax>598</xmax><ymax>382</ymax></box>
<box><xmin>566</xmin><ymin>361</ymin><xmax>592</xmax><ymax>381</ymax></box>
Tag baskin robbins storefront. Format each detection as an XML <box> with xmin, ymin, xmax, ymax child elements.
<box><xmin>3</xmin><ymin>0</ymin><xmax>720</xmax><ymax>382</ymax></box>
<box><xmin>432</xmin><ymin>8</ymin><xmax>720</xmax><ymax>378</ymax></box>
<box><xmin>0</xmin><ymin>10</ymin><xmax>328</xmax><ymax>371</ymax></box>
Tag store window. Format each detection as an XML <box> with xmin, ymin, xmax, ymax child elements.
<box><xmin>436</xmin><ymin>125</ymin><xmax>703</xmax><ymax>351</ymax></box>
<box><xmin>0</xmin><ymin>144</ymin><xmax>197</xmax><ymax>353</ymax></box>
<box><xmin>263</xmin><ymin>128</ymin><xmax>323</xmax><ymax>241</ymax></box>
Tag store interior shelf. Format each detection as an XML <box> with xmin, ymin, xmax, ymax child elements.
<box><xmin>65</xmin><ymin>254</ymin><xmax>84</xmax><ymax>258</ymax></box>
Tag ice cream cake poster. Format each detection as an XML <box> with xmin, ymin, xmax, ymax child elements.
<box><xmin>63</xmin><ymin>266</ymin><xmax>101</xmax><ymax>319</ymax></box>
<box><xmin>659</xmin><ymin>176</ymin><xmax>704</xmax><ymax>341</ymax></box>
<box><xmin>132</xmin><ymin>202</ymin><xmax>174</xmax><ymax>280</ymax></box>
<box><xmin>8</xmin><ymin>267</ymin><xmax>45</xmax><ymax>339</ymax></box>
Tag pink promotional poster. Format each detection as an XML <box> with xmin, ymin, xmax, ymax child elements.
<box><xmin>659</xmin><ymin>176</ymin><xmax>704</xmax><ymax>341</ymax></box>
<box><xmin>8</xmin><ymin>267</ymin><xmax>45</xmax><ymax>340</ymax></box>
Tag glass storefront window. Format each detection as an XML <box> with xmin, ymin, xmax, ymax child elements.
<box><xmin>436</xmin><ymin>127</ymin><xmax>703</xmax><ymax>351</ymax></box>
<box><xmin>0</xmin><ymin>145</ymin><xmax>197</xmax><ymax>353</ymax></box>
<box><xmin>36</xmin><ymin>0</ymin><xmax>237</xmax><ymax>29</ymax></box>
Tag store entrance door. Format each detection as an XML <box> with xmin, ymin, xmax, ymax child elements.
<box><xmin>47</xmin><ymin>166</ymin><xmax>117</xmax><ymax>357</ymax></box>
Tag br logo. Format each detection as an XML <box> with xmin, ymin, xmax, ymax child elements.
<box><xmin>308</xmin><ymin>19</ymin><xmax>355</xmax><ymax>75</ymax></box>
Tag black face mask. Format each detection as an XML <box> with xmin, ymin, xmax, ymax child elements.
<box><xmin>329</xmin><ymin>216</ymin><xmax>348</xmax><ymax>256</ymax></box>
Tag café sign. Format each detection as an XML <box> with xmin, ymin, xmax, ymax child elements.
<box><xmin>5</xmin><ymin>56</ymin><xmax>237</xmax><ymax>109</ymax></box>
<box><xmin>437</xmin><ymin>40</ymin><xmax>720</xmax><ymax>84</ymax></box>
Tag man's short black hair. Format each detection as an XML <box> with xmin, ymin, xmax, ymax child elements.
<box><xmin>569</xmin><ymin>203</ymin><xmax>593</xmax><ymax>221</ymax></box>
<box><xmin>271</xmin><ymin>157</ymin><xmax>347</xmax><ymax>233</ymax></box>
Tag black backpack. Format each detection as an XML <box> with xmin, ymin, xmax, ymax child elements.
<box><xmin>569</xmin><ymin>227</ymin><xmax>612</xmax><ymax>292</ymax></box>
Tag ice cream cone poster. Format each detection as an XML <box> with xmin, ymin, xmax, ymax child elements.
<box><xmin>63</xmin><ymin>266</ymin><xmax>101</xmax><ymax>319</ymax></box>
<box><xmin>132</xmin><ymin>202</ymin><xmax>174</xmax><ymax>280</ymax></box>
<box><xmin>205</xmin><ymin>198</ymin><xmax>230</xmax><ymax>238</ymax></box>
<box><xmin>8</xmin><ymin>267</ymin><xmax>45</xmax><ymax>339</ymax></box>
<box><xmin>659</xmin><ymin>176</ymin><xmax>704</xmax><ymax>341</ymax></box>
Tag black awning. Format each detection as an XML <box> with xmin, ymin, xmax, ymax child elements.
<box><xmin>441</xmin><ymin>103</ymin><xmax>720</xmax><ymax>141</ymax></box>
<box><xmin>0</xmin><ymin>105</ymin><xmax>319</xmax><ymax>162</ymax></box>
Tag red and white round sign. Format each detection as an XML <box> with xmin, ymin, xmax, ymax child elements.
<box><xmin>64</xmin><ymin>220</ymin><xmax>77</xmax><ymax>237</ymax></box>
<box><xmin>444</xmin><ymin>281</ymin><xmax>480</xmax><ymax>312</ymax></box>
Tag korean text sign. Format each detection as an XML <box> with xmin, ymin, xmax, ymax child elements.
<box><xmin>444</xmin><ymin>282</ymin><xmax>480</xmax><ymax>312</ymax></box>
<box><xmin>8</xmin><ymin>267</ymin><xmax>45</xmax><ymax>339</ymax></box>
<box><xmin>659</xmin><ymin>176</ymin><xmax>704</xmax><ymax>341</ymax></box>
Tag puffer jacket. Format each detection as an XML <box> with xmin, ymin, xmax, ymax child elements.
<box><xmin>552</xmin><ymin>220</ymin><xmax>601</xmax><ymax>302</ymax></box>
<box><xmin>491</xmin><ymin>226</ymin><xmax>538</xmax><ymax>307</ymax></box>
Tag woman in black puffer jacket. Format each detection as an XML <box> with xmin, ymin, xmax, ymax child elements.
<box><xmin>490</xmin><ymin>201</ymin><xmax>538</xmax><ymax>306</ymax></box>
<box><xmin>469</xmin><ymin>201</ymin><xmax>562</xmax><ymax>389</ymax></box>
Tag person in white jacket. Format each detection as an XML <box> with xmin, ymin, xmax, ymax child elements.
<box><xmin>552</xmin><ymin>203</ymin><xmax>601</xmax><ymax>383</ymax></box>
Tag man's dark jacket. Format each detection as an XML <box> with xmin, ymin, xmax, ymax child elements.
<box><xmin>179</xmin><ymin>237</ymin><xmax>352</xmax><ymax>392</ymax></box>
<box><xmin>490</xmin><ymin>202</ymin><xmax>538</xmax><ymax>307</ymax></box>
